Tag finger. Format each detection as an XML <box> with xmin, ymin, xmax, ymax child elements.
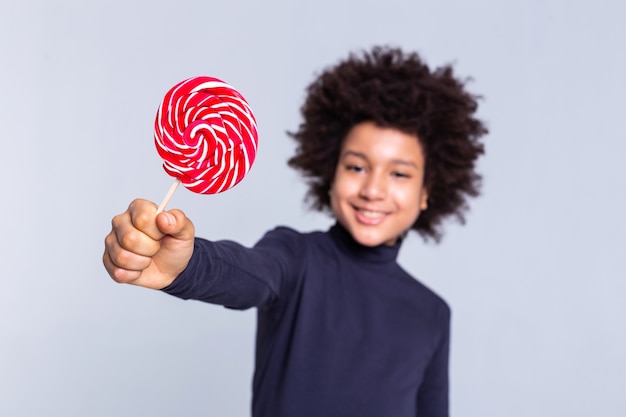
<box><xmin>111</xmin><ymin>211</ymin><xmax>162</xmax><ymax>257</ymax></box>
<box><xmin>103</xmin><ymin>249</ymin><xmax>140</xmax><ymax>284</ymax></box>
<box><xmin>128</xmin><ymin>199</ymin><xmax>165</xmax><ymax>241</ymax></box>
<box><xmin>102</xmin><ymin>236</ymin><xmax>147</xmax><ymax>284</ymax></box>
<box><xmin>155</xmin><ymin>209</ymin><xmax>195</xmax><ymax>241</ymax></box>
<box><xmin>104</xmin><ymin>231</ymin><xmax>154</xmax><ymax>272</ymax></box>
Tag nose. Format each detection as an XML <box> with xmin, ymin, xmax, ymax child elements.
<box><xmin>359</xmin><ymin>171</ymin><xmax>386</xmax><ymax>200</ymax></box>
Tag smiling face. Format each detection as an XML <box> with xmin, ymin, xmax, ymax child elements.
<box><xmin>329</xmin><ymin>121</ymin><xmax>429</xmax><ymax>247</ymax></box>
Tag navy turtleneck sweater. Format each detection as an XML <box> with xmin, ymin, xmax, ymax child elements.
<box><xmin>163</xmin><ymin>223</ymin><xmax>450</xmax><ymax>417</ymax></box>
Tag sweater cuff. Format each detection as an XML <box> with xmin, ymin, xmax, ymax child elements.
<box><xmin>159</xmin><ymin>239</ymin><xmax>204</xmax><ymax>299</ymax></box>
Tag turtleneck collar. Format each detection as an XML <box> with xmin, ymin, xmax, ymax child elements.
<box><xmin>328</xmin><ymin>222</ymin><xmax>401</xmax><ymax>264</ymax></box>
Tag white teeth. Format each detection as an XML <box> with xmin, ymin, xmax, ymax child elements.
<box><xmin>360</xmin><ymin>210</ymin><xmax>385</xmax><ymax>218</ymax></box>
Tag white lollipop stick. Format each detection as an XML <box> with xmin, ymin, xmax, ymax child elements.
<box><xmin>157</xmin><ymin>178</ymin><xmax>180</xmax><ymax>213</ymax></box>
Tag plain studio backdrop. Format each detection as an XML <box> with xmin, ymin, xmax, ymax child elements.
<box><xmin>1</xmin><ymin>1</ymin><xmax>624</xmax><ymax>416</ymax></box>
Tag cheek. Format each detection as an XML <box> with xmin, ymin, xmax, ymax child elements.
<box><xmin>333</xmin><ymin>170</ymin><xmax>361</xmax><ymax>196</ymax></box>
<box><xmin>329</xmin><ymin>173</ymin><xmax>354</xmax><ymax>215</ymax></box>
<box><xmin>328</xmin><ymin>181</ymin><xmax>341</xmax><ymax>214</ymax></box>
<box><xmin>395</xmin><ymin>185</ymin><xmax>425</xmax><ymax>214</ymax></box>
<box><xmin>329</xmin><ymin>172</ymin><xmax>345</xmax><ymax>200</ymax></box>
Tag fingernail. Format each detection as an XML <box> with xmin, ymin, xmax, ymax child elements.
<box><xmin>162</xmin><ymin>212</ymin><xmax>175</xmax><ymax>225</ymax></box>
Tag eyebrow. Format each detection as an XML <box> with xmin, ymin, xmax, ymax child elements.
<box><xmin>342</xmin><ymin>150</ymin><xmax>420</xmax><ymax>169</ymax></box>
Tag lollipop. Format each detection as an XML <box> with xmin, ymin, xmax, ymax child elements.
<box><xmin>154</xmin><ymin>76</ymin><xmax>258</xmax><ymax>211</ymax></box>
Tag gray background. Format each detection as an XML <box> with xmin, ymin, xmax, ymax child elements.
<box><xmin>1</xmin><ymin>0</ymin><xmax>625</xmax><ymax>416</ymax></box>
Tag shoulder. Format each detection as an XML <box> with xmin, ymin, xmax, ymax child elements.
<box><xmin>257</xmin><ymin>225</ymin><xmax>329</xmax><ymax>242</ymax></box>
<box><xmin>396</xmin><ymin>265</ymin><xmax>451</xmax><ymax>318</ymax></box>
<box><xmin>253</xmin><ymin>225</ymin><xmax>325</xmax><ymax>255</ymax></box>
<box><xmin>250</xmin><ymin>226</ymin><xmax>325</xmax><ymax>296</ymax></box>
<box><xmin>256</xmin><ymin>225</ymin><xmax>307</xmax><ymax>244</ymax></box>
<box><xmin>261</xmin><ymin>225</ymin><xmax>304</xmax><ymax>238</ymax></box>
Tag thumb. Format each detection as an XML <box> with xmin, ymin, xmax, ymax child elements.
<box><xmin>155</xmin><ymin>209</ymin><xmax>195</xmax><ymax>241</ymax></box>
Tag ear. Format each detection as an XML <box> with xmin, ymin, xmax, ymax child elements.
<box><xmin>419</xmin><ymin>189</ymin><xmax>429</xmax><ymax>211</ymax></box>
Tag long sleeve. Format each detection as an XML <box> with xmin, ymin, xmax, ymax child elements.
<box><xmin>416</xmin><ymin>303</ymin><xmax>451</xmax><ymax>417</ymax></box>
<box><xmin>160</xmin><ymin>223</ymin><xmax>451</xmax><ymax>417</ymax></box>
<box><xmin>161</xmin><ymin>227</ymin><xmax>304</xmax><ymax>310</ymax></box>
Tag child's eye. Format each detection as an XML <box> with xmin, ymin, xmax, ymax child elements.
<box><xmin>392</xmin><ymin>171</ymin><xmax>410</xmax><ymax>178</ymax></box>
<box><xmin>346</xmin><ymin>164</ymin><xmax>364</xmax><ymax>173</ymax></box>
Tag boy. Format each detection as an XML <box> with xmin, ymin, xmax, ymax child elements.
<box><xmin>103</xmin><ymin>46</ymin><xmax>487</xmax><ymax>417</ymax></box>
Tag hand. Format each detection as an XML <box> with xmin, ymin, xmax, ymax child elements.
<box><xmin>103</xmin><ymin>199</ymin><xmax>195</xmax><ymax>289</ymax></box>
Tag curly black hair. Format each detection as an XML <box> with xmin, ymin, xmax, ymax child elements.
<box><xmin>287</xmin><ymin>46</ymin><xmax>488</xmax><ymax>242</ymax></box>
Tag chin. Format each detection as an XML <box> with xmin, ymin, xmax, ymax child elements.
<box><xmin>352</xmin><ymin>230</ymin><xmax>393</xmax><ymax>247</ymax></box>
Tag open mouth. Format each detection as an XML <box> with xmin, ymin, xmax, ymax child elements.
<box><xmin>354</xmin><ymin>207</ymin><xmax>388</xmax><ymax>224</ymax></box>
<box><xmin>359</xmin><ymin>209</ymin><xmax>385</xmax><ymax>219</ymax></box>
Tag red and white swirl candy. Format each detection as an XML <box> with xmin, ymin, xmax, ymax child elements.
<box><xmin>154</xmin><ymin>76</ymin><xmax>258</xmax><ymax>196</ymax></box>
